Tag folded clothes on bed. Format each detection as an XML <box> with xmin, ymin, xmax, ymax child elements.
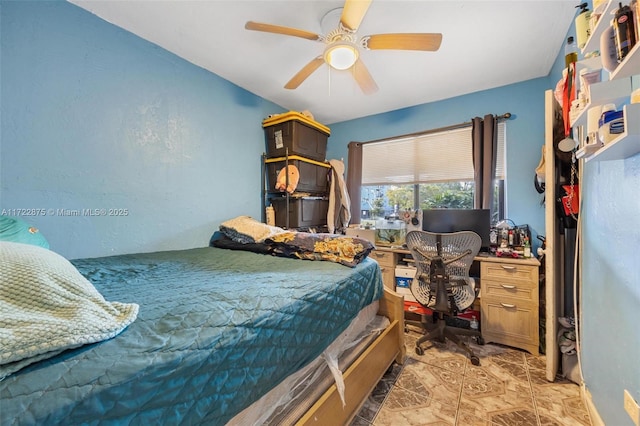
<box><xmin>214</xmin><ymin>217</ymin><xmax>375</xmax><ymax>267</ymax></box>
<box><xmin>265</xmin><ymin>232</ymin><xmax>374</xmax><ymax>267</ymax></box>
<box><xmin>219</xmin><ymin>215</ymin><xmax>287</xmax><ymax>243</ymax></box>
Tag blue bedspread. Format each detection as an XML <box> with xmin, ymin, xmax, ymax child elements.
<box><xmin>0</xmin><ymin>247</ymin><xmax>383</xmax><ymax>425</ymax></box>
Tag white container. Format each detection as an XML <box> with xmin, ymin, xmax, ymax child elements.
<box><xmin>587</xmin><ymin>105</ymin><xmax>604</xmax><ymax>146</ymax></box>
<box><xmin>599</xmin><ymin>109</ymin><xmax>625</xmax><ymax>145</ymax></box>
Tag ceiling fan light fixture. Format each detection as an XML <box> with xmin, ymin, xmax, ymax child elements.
<box><xmin>324</xmin><ymin>42</ymin><xmax>359</xmax><ymax>70</ymax></box>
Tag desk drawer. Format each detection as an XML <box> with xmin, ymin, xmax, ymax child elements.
<box><xmin>482</xmin><ymin>279</ymin><xmax>538</xmax><ymax>302</ymax></box>
<box><xmin>481</xmin><ymin>262</ymin><xmax>538</xmax><ymax>284</ymax></box>
<box><xmin>371</xmin><ymin>250</ymin><xmax>397</xmax><ymax>267</ymax></box>
<box><xmin>481</xmin><ymin>298</ymin><xmax>539</xmax><ymax>354</ymax></box>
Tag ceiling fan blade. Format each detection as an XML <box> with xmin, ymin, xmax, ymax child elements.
<box><xmin>363</xmin><ymin>33</ymin><xmax>443</xmax><ymax>51</ymax></box>
<box><xmin>340</xmin><ymin>0</ymin><xmax>372</xmax><ymax>32</ymax></box>
<box><xmin>284</xmin><ymin>57</ymin><xmax>325</xmax><ymax>89</ymax></box>
<box><xmin>245</xmin><ymin>21</ymin><xmax>321</xmax><ymax>41</ymax></box>
<box><xmin>351</xmin><ymin>58</ymin><xmax>378</xmax><ymax>95</ymax></box>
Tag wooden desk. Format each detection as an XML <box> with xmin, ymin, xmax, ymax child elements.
<box><xmin>477</xmin><ymin>256</ymin><xmax>540</xmax><ymax>355</ymax></box>
<box><xmin>371</xmin><ymin>247</ymin><xmax>541</xmax><ymax>355</ymax></box>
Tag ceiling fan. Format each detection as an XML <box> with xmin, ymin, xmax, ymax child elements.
<box><xmin>245</xmin><ymin>0</ymin><xmax>442</xmax><ymax>95</ymax></box>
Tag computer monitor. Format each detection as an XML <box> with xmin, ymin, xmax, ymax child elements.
<box><xmin>421</xmin><ymin>208</ymin><xmax>491</xmax><ymax>252</ymax></box>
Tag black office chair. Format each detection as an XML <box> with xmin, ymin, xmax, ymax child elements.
<box><xmin>405</xmin><ymin>230</ymin><xmax>484</xmax><ymax>365</ymax></box>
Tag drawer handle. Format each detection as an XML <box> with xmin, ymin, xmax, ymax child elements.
<box><xmin>374</xmin><ymin>253</ymin><xmax>385</xmax><ymax>258</ymax></box>
<box><xmin>501</xmin><ymin>284</ymin><xmax>516</xmax><ymax>289</ymax></box>
<box><xmin>380</xmin><ymin>267</ymin><xmax>386</xmax><ymax>272</ymax></box>
<box><xmin>500</xmin><ymin>303</ymin><xmax>516</xmax><ymax>308</ymax></box>
<box><xmin>501</xmin><ymin>265</ymin><xmax>516</xmax><ymax>271</ymax></box>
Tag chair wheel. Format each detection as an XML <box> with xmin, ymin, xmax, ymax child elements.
<box><xmin>476</xmin><ymin>336</ymin><xmax>485</xmax><ymax>345</ymax></box>
<box><xmin>415</xmin><ymin>346</ymin><xmax>424</xmax><ymax>356</ymax></box>
<box><xmin>470</xmin><ymin>355</ymin><xmax>480</xmax><ymax>366</ymax></box>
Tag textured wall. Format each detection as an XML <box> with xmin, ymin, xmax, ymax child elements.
<box><xmin>328</xmin><ymin>78</ymin><xmax>549</xmax><ymax>246</ymax></box>
<box><xmin>0</xmin><ymin>1</ymin><xmax>283</xmax><ymax>259</ymax></box>
<box><xmin>546</xmin><ymin>18</ymin><xmax>640</xmax><ymax>426</ymax></box>
<box><xmin>329</xmin><ymin>21</ymin><xmax>640</xmax><ymax>424</ymax></box>
<box><xmin>581</xmin><ymin>156</ymin><xmax>640</xmax><ymax>425</ymax></box>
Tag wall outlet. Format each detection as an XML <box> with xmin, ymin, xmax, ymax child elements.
<box><xmin>624</xmin><ymin>389</ymin><xmax>640</xmax><ymax>426</ymax></box>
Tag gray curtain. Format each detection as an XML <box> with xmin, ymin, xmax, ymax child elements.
<box><xmin>346</xmin><ymin>142</ymin><xmax>363</xmax><ymax>224</ymax></box>
<box><xmin>471</xmin><ymin>114</ymin><xmax>497</xmax><ymax>214</ymax></box>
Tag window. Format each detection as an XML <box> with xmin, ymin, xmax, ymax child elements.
<box><xmin>359</xmin><ymin>123</ymin><xmax>506</xmax><ymax>223</ymax></box>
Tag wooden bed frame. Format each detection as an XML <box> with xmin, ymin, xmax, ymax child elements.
<box><xmin>296</xmin><ymin>288</ymin><xmax>405</xmax><ymax>425</ymax></box>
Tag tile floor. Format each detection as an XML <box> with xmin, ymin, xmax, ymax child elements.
<box><xmin>352</xmin><ymin>330</ymin><xmax>592</xmax><ymax>426</ymax></box>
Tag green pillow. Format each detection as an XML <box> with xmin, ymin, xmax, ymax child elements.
<box><xmin>0</xmin><ymin>215</ymin><xmax>50</xmax><ymax>249</ymax></box>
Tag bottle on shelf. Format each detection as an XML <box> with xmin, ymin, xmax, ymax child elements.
<box><xmin>575</xmin><ymin>3</ymin><xmax>592</xmax><ymax>49</ymax></box>
<box><xmin>524</xmin><ymin>237</ymin><xmax>532</xmax><ymax>258</ymax></box>
<box><xmin>614</xmin><ymin>2</ymin><xmax>637</xmax><ymax>62</ymax></box>
<box><xmin>565</xmin><ymin>36</ymin><xmax>579</xmax><ymax>67</ymax></box>
<box><xmin>266</xmin><ymin>205</ymin><xmax>275</xmax><ymax>226</ymax></box>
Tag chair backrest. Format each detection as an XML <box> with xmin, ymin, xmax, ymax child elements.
<box><xmin>406</xmin><ymin>230</ymin><xmax>481</xmax><ymax>312</ymax></box>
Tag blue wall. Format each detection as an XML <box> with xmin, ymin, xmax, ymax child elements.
<box><xmin>328</xmin><ymin>78</ymin><xmax>550</xmax><ymax>249</ymax></box>
<box><xmin>0</xmin><ymin>1</ymin><xmax>284</xmax><ymax>259</ymax></box>
<box><xmin>2</xmin><ymin>2</ymin><xmax>638</xmax><ymax>423</ymax></box>
<box><xmin>328</xmin><ymin>10</ymin><xmax>639</xmax><ymax>424</ymax></box>
<box><xmin>546</xmin><ymin>11</ymin><xmax>639</xmax><ymax>426</ymax></box>
<box><xmin>562</xmin><ymin>23</ymin><xmax>639</xmax><ymax>426</ymax></box>
<box><xmin>581</xmin><ymin>156</ymin><xmax>640</xmax><ymax>426</ymax></box>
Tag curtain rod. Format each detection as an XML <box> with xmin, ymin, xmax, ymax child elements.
<box><xmin>354</xmin><ymin>112</ymin><xmax>511</xmax><ymax>146</ymax></box>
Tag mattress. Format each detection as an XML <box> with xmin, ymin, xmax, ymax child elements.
<box><xmin>0</xmin><ymin>246</ymin><xmax>383</xmax><ymax>425</ymax></box>
<box><xmin>229</xmin><ymin>301</ymin><xmax>388</xmax><ymax>425</ymax></box>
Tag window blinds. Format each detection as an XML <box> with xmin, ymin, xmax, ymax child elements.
<box><xmin>361</xmin><ymin>123</ymin><xmax>505</xmax><ymax>186</ymax></box>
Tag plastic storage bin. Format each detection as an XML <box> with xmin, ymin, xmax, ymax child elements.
<box><xmin>265</xmin><ymin>155</ymin><xmax>330</xmax><ymax>194</ymax></box>
<box><xmin>263</xmin><ymin>112</ymin><xmax>330</xmax><ymax>162</ymax></box>
<box><xmin>271</xmin><ymin>196</ymin><xmax>329</xmax><ymax>228</ymax></box>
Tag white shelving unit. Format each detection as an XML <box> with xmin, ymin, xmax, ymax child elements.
<box><xmin>581</xmin><ymin>1</ymin><xmax>616</xmax><ymax>55</ymax></box>
<box><xmin>577</xmin><ymin>103</ymin><xmax>640</xmax><ymax>161</ymax></box>
<box><xmin>581</xmin><ymin>0</ymin><xmax>640</xmax><ymax>80</ymax></box>
<box><xmin>611</xmin><ymin>43</ymin><xmax>640</xmax><ymax>80</ymax></box>
<box><xmin>570</xmin><ymin>0</ymin><xmax>640</xmax><ymax>162</ymax></box>
<box><xmin>570</xmin><ymin>76</ymin><xmax>631</xmax><ymax>129</ymax></box>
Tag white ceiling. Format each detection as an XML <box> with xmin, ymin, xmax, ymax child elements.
<box><xmin>69</xmin><ymin>0</ymin><xmax>577</xmax><ymax>124</ymax></box>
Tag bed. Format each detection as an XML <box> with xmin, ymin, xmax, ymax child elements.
<box><xmin>0</xmin><ymin>224</ymin><xmax>405</xmax><ymax>425</ymax></box>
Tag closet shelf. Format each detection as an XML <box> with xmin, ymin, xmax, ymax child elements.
<box><xmin>610</xmin><ymin>43</ymin><xmax>640</xmax><ymax>80</ymax></box>
<box><xmin>570</xmin><ymin>77</ymin><xmax>632</xmax><ymax>128</ymax></box>
<box><xmin>579</xmin><ymin>0</ymin><xmax>638</xmax><ymax>81</ymax></box>
<box><xmin>581</xmin><ymin>0</ymin><xmax>617</xmax><ymax>55</ymax></box>
<box><xmin>578</xmin><ymin>104</ymin><xmax>640</xmax><ymax>162</ymax></box>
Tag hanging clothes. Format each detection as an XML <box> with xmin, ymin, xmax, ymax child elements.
<box><xmin>327</xmin><ymin>159</ymin><xmax>351</xmax><ymax>234</ymax></box>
